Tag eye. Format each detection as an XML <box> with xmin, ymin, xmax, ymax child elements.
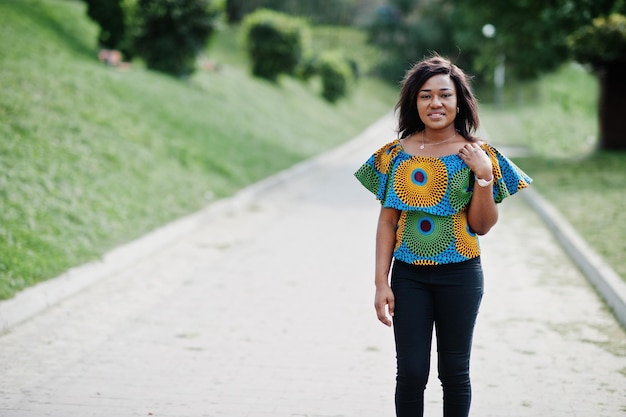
<box><xmin>419</xmin><ymin>94</ymin><xmax>431</xmax><ymax>100</ymax></box>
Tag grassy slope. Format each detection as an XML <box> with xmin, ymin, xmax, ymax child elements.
<box><xmin>0</xmin><ymin>0</ymin><xmax>397</xmax><ymax>299</ymax></box>
<box><xmin>479</xmin><ymin>64</ymin><xmax>626</xmax><ymax>280</ymax></box>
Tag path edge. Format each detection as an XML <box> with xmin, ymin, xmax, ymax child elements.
<box><xmin>522</xmin><ymin>188</ymin><xmax>626</xmax><ymax>329</ymax></box>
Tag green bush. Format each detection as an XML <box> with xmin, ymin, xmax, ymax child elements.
<box><xmin>242</xmin><ymin>9</ymin><xmax>310</xmax><ymax>81</ymax></box>
<box><xmin>318</xmin><ymin>50</ymin><xmax>353</xmax><ymax>102</ymax></box>
<box><xmin>132</xmin><ymin>0</ymin><xmax>223</xmax><ymax>77</ymax></box>
<box><xmin>82</xmin><ymin>0</ymin><xmax>126</xmax><ymax>50</ymax></box>
<box><xmin>293</xmin><ymin>57</ymin><xmax>313</xmax><ymax>81</ymax></box>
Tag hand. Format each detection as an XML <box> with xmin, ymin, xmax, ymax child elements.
<box><xmin>374</xmin><ymin>285</ymin><xmax>395</xmax><ymax>327</ymax></box>
<box><xmin>458</xmin><ymin>143</ymin><xmax>492</xmax><ymax>180</ymax></box>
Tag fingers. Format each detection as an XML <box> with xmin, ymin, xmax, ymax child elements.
<box><xmin>375</xmin><ymin>297</ymin><xmax>394</xmax><ymax>327</ymax></box>
<box><xmin>458</xmin><ymin>142</ymin><xmax>481</xmax><ymax>156</ymax></box>
<box><xmin>458</xmin><ymin>143</ymin><xmax>492</xmax><ymax>175</ymax></box>
<box><xmin>377</xmin><ymin>309</ymin><xmax>392</xmax><ymax>327</ymax></box>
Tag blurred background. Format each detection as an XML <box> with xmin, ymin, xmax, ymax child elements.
<box><xmin>1</xmin><ymin>0</ymin><xmax>624</xmax><ymax>301</ymax></box>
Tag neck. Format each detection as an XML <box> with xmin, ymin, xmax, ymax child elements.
<box><xmin>420</xmin><ymin>129</ymin><xmax>457</xmax><ymax>149</ymax></box>
<box><xmin>423</xmin><ymin>128</ymin><xmax>457</xmax><ymax>142</ymax></box>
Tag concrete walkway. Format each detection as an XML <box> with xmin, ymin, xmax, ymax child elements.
<box><xmin>1</xmin><ymin>114</ymin><xmax>625</xmax><ymax>417</ymax></box>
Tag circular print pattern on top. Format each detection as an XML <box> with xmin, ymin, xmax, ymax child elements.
<box><xmin>354</xmin><ymin>139</ymin><xmax>533</xmax><ymax>265</ymax></box>
<box><xmin>393</xmin><ymin>158</ymin><xmax>448</xmax><ymax>208</ymax></box>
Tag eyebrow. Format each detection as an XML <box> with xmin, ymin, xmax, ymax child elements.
<box><xmin>420</xmin><ymin>87</ymin><xmax>453</xmax><ymax>92</ymax></box>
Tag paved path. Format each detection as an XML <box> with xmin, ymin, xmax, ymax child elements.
<box><xmin>1</xmin><ymin>115</ymin><xmax>625</xmax><ymax>417</ymax></box>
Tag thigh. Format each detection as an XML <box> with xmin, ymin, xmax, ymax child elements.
<box><xmin>433</xmin><ymin>260</ymin><xmax>484</xmax><ymax>354</ymax></box>
<box><xmin>391</xmin><ymin>262</ymin><xmax>435</xmax><ymax>364</ymax></box>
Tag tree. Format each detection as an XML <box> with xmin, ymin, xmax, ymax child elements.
<box><xmin>569</xmin><ymin>14</ymin><xmax>626</xmax><ymax>150</ymax></box>
<box><xmin>367</xmin><ymin>1</ymin><xmax>465</xmax><ymax>82</ymax></box>
<box><xmin>451</xmin><ymin>0</ymin><xmax>620</xmax><ymax>80</ymax></box>
<box><xmin>367</xmin><ymin>0</ymin><xmax>626</xmax><ymax>149</ymax></box>
<box><xmin>224</xmin><ymin>0</ymin><xmax>264</xmax><ymax>22</ymax></box>
<box><xmin>452</xmin><ymin>0</ymin><xmax>626</xmax><ymax>150</ymax></box>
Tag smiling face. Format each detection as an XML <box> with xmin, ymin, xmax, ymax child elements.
<box><xmin>416</xmin><ymin>74</ymin><xmax>458</xmax><ymax>131</ymax></box>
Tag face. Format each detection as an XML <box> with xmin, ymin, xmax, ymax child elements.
<box><xmin>416</xmin><ymin>74</ymin><xmax>458</xmax><ymax>130</ymax></box>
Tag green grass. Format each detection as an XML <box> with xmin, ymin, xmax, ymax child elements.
<box><xmin>479</xmin><ymin>63</ymin><xmax>598</xmax><ymax>157</ymax></box>
<box><xmin>0</xmin><ymin>0</ymin><xmax>398</xmax><ymax>299</ymax></box>
<box><xmin>516</xmin><ymin>154</ymin><xmax>625</xmax><ymax>279</ymax></box>
<box><xmin>479</xmin><ymin>63</ymin><xmax>626</xmax><ymax>281</ymax></box>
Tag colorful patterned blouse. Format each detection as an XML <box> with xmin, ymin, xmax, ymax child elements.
<box><xmin>354</xmin><ymin>139</ymin><xmax>532</xmax><ymax>265</ymax></box>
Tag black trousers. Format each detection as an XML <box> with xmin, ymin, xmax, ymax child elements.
<box><xmin>391</xmin><ymin>258</ymin><xmax>484</xmax><ymax>417</ymax></box>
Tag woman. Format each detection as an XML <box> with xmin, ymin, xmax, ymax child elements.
<box><xmin>354</xmin><ymin>56</ymin><xmax>532</xmax><ymax>417</ymax></box>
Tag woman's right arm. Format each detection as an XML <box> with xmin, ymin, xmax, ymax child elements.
<box><xmin>374</xmin><ymin>206</ymin><xmax>401</xmax><ymax>327</ymax></box>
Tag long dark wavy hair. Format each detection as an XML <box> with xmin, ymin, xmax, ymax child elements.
<box><xmin>395</xmin><ymin>55</ymin><xmax>479</xmax><ymax>141</ymax></box>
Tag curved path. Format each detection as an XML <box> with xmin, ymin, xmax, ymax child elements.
<box><xmin>1</xmin><ymin>114</ymin><xmax>625</xmax><ymax>416</ymax></box>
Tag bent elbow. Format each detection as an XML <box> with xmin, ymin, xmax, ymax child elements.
<box><xmin>469</xmin><ymin>215</ymin><xmax>498</xmax><ymax>236</ymax></box>
<box><xmin>474</xmin><ymin>226</ymin><xmax>492</xmax><ymax>236</ymax></box>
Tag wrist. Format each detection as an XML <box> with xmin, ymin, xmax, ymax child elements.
<box><xmin>375</xmin><ymin>278</ymin><xmax>390</xmax><ymax>289</ymax></box>
<box><xmin>474</xmin><ymin>174</ymin><xmax>494</xmax><ymax>187</ymax></box>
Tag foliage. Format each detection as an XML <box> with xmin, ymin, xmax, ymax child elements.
<box><xmin>368</xmin><ymin>0</ymin><xmax>626</xmax><ymax>85</ymax></box>
<box><xmin>242</xmin><ymin>9</ymin><xmax>310</xmax><ymax>81</ymax></box>
<box><xmin>0</xmin><ymin>0</ymin><xmax>397</xmax><ymax>299</ymax></box>
<box><xmin>224</xmin><ymin>0</ymin><xmax>262</xmax><ymax>22</ymax></box>
<box><xmin>131</xmin><ymin>0</ymin><xmax>223</xmax><ymax>77</ymax></box>
<box><xmin>452</xmin><ymin>0</ymin><xmax>626</xmax><ymax>81</ymax></box>
<box><xmin>82</xmin><ymin>0</ymin><xmax>126</xmax><ymax>50</ymax></box>
<box><xmin>317</xmin><ymin>51</ymin><xmax>353</xmax><ymax>102</ymax></box>
<box><xmin>569</xmin><ymin>13</ymin><xmax>626</xmax><ymax>70</ymax></box>
<box><xmin>225</xmin><ymin>0</ymin><xmax>363</xmax><ymax>25</ymax></box>
<box><xmin>366</xmin><ymin>1</ymin><xmax>469</xmax><ymax>83</ymax></box>
<box><xmin>389</xmin><ymin>0</ymin><xmax>418</xmax><ymax>15</ymax></box>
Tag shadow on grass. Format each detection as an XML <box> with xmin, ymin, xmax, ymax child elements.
<box><xmin>13</xmin><ymin>0</ymin><xmax>95</xmax><ymax>59</ymax></box>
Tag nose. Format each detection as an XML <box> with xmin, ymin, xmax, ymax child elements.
<box><xmin>431</xmin><ymin>95</ymin><xmax>442</xmax><ymax>107</ymax></box>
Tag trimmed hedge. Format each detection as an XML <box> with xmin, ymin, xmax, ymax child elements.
<box><xmin>242</xmin><ymin>9</ymin><xmax>310</xmax><ymax>81</ymax></box>
<box><xmin>318</xmin><ymin>51</ymin><xmax>353</xmax><ymax>102</ymax></box>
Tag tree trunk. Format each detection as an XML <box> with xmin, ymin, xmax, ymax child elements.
<box><xmin>598</xmin><ymin>62</ymin><xmax>626</xmax><ymax>150</ymax></box>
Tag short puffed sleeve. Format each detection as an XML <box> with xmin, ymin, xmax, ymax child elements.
<box><xmin>481</xmin><ymin>144</ymin><xmax>532</xmax><ymax>203</ymax></box>
<box><xmin>354</xmin><ymin>140</ymin><xmax>402</xmax><ymax>203</ymax></box>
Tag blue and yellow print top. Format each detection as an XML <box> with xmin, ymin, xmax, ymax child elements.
<box><xmin>354</xmin><ymin>139</ymin><xmax>532</xmax><ymax>265</ymax></box>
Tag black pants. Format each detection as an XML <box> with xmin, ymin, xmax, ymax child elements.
<box><xmin>391</xmin><ymin>258</ymin><xmax>484</xmax><ymax>417</ymax></box>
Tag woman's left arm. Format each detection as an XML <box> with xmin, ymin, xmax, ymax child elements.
<box><xmin>458</xmin><ymin>142</ymin><xmax>498</xmax><ymax>235</ymax></box>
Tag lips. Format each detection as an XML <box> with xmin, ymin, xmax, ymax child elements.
<box><xmin>428</xmin><ymin>112</ymin><xmax>446</xmax><ymax>120</ymax></box>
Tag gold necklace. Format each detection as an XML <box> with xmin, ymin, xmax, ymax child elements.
<box><xmin>420</xmin><ymin>131</ymin><xmax>457</xmax><ymax>149</ymax></box>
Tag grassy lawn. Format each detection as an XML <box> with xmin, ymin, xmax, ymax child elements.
<box><xmin>0</xmin><ymin>0</ymin><xmax>397</xmax><ymax>299</ymax></box>
<box><xmin>479</xmin><ymin>64</ymin><xmax>626</xmax><ymax>281</ymax></box>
